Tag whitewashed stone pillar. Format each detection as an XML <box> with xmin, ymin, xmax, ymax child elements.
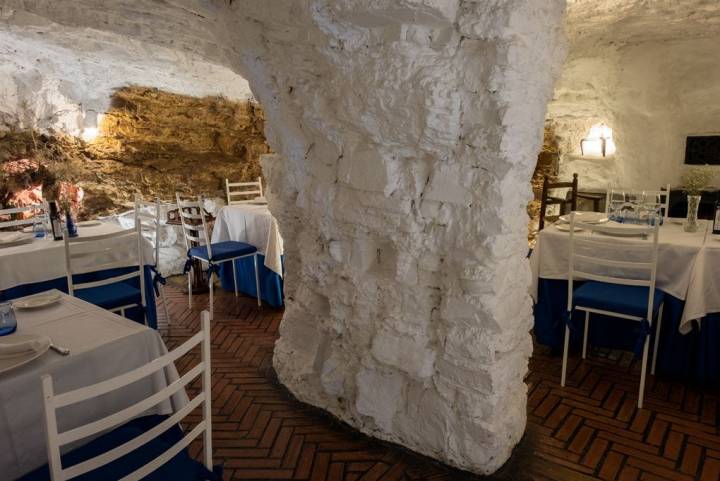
<box><xmin>2</xmin><ymin>0</ymin><xmax>566</xmax><ymax>473</ymax></box>
<box><xmin>238</xmin><ymin>1</ymin><xmax>567</xmax><ymax>473</ymax></box>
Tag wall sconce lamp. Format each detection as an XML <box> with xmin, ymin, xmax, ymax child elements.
<box><xmin>81</xmin><ymin>110</ymin><xmax>102</xmax><ymax>142</ymax></box>
<box><xmin>580</xmin><ymin>123</ymin><xmax>616</xmax><ymax>157</ymax></box>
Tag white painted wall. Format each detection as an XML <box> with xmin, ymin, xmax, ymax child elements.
<box><xmin>0</xmin><ymin>26</ymin><xmax>254</xmax><ymax>134</ymax></box>
<box><xmin>549</xmin><ymin>36</ymin><xmax>720</xmax><ymax>191</ymax></box>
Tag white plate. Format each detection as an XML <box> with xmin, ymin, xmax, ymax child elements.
<box><xmin>13</xmin><ymin>291</ymin><xmax>62</xmax><ymax>310</ymax></box>
<box><xmin>78</xmin><ymin>220</ymin><xmax>102</xmax><ymax>227</ymax></box>
<box><xmin>559</xmin><ymin>212</ymin><xmax>609</xmax><ymax>224</ymax></box>
<box><xmin>554</xmin><ymin>223</ymin><xmax>584</xmax><ymax>232</ymax></box>
<box><xmin>0</xmin><ymin>334</ymin><xmax>51</xmax><ymax>374</ymax></box>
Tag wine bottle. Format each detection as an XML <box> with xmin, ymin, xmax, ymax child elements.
<box><xmin>713</xmin><ymin>196</ymin><xmax>720</xmax><ymax>235</ymax></box>
<box><xmin>49</xmin><ymin>201</ymin><xmax>63</xmax><ymax>240</ymax></box>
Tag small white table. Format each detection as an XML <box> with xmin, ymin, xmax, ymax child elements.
<box><xmin>530</xmin><ymin>219</ymin><xmax>715</xmax><ymax>332</ymax></box>
<box><xmin>212</xmin><ymin>204</ymin><xmax>284</xmax><ymax>276</ymax></box>
<box><xmin>0</xmin><ymin>291</ymin><xmax>186</xmax><ymax>479</ymax></box>
<box><xmin>0</xmin><ymin>223</ymin><xmax>154</xmax><ymax>291</ymax></box>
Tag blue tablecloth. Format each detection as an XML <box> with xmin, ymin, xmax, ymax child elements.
<box><xmin>218</xmin><ymin>254</ymin><xmax>284</xmax><ymax>308</ymax></box>
<box><xmin>1</xmin><ymin>266</ymin><xmax>158</xmax><ymax>329</ymax></box>
<box><xmin>534</xmin><ymin>278</ymin><xmax>720</xmax><ymax>387</ymax></box>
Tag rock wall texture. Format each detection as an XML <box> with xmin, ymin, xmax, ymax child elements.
<box><xmin>0</xmin><ymin>19</ymin><xmax>254</xmax><ymax>134</ymax></box>
<box><xmin>1</xmin><ymin>1</ymin><xmax>567</xmax><ymax>473</ymax></box>
<box><xmin>547</xmin><ymin>0</ymin><xmax>720</xmax><ymax>191</ymax></box>
<box><xmin>1</xmin><ymin>88</ymin><xmax>270</xmax><ymax>216</ymax></box>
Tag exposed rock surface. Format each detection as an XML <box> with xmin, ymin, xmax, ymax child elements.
<box><xmin>1</xmin><ymin>88</ymin><xmax>270</xmax><ymax>216</ymax></box>
<box><xmin>546</xmin><ymin>0</ymin><xmax>720</xmax><ymax>192</ymax></box>
<box><xmin>1</xmin><ymin>1</ymin><xmax>566</xmax><ymax>473</ymax></box>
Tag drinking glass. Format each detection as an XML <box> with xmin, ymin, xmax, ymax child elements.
<box><xmin>0</xmin><ymin>302</ymin><xmax>17</xmax><ymax>336</ymax></box>
<box><xmin>32</xmin><ymin>216</ymin><xmax>46</xmax><ymax>239</ymax></box>
<box><xmin>609</xmin><ymin>190</ymin><xmax>625</xmax><ymax>221</ymax></box>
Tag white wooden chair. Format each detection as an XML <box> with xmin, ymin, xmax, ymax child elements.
<box><xmin>176</xmin><ymin>194</ymin><xmax>261</xmax><ymax>320</ymax></box>
<box><xmin>41</xmin><ymin>311</ymin><xmax>213</xmax><ymax>481</ymax></box>
<box><xmin>561</xmin><ymin>213</ymin><xmax>664</xmax><ymax>409</ymax></box>
<box><xmin>606</xmin><ymin>184</ymin><xmax>671</xmax><ymax>222</ymax></box>
<box><xmin>135</xmin><ymin>194</ymin><xmax>170</xmax><ymax>323</ymax></box>
<box><xmin>225</xmin><ymin>177</ymin><xmax>263</xmax><ymax>205</ymax></box>
<box><xmin>63</xmin><ymin>226</ymin><xmax>146</xmax><ymax>323</ymax></box>
<box><xmin>0</xmin><ymin>203</ymin><xmax>49</xmax><ymax>230</ymax></box>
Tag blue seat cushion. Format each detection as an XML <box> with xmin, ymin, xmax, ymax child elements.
<box><xmin>75</xmin><ymin>282</ymin><xmax>142</xmax><ymax>310</ymax></box>
<box><xmin>189</xmin><ymin>241</ymin><xmax>257</xmax><ymax>263</ymax></box>
<box><xmin>573</xmin><ymin>281</ymin><xmax>665</xmax><ymax>318</ymax></box>
<box><xmin>18</xmin><ymin>415</ymin><xmax>220</xmax><ymax>481</ymax></box>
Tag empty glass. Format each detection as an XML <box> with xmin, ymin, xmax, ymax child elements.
<box><xmin>32</xmin><ymin>216</ymin><xmax>46</xmax><ymax>239</ymax></box>
<box><xmin>609</xmin><ymin>190</ymin><xmax>626</xmax><ymax>221</ymax></box>
<box><xmin>0</xmin><ymin>302</ymin><xmax>17</xmax><ymax>336</ymax></box>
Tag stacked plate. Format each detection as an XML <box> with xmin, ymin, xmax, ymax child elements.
<box><xmin>251</xmin><ymin>196</ymin><xmax>268</xmax><ymax>205</ymax></box>
<box><xmin>554</xmin><ymin>211</ymin><xmax>609</xmax><ymax>232</ymax></box>
<box><xmin>0</xmin><ymin>334</ymin><xmax>51</xmax><ymax>374</ymax></box>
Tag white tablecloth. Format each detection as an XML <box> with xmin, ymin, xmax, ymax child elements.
<box><xmin>0</xmin><ymin>291</ymin><xmax>186</xmax><ymax>479</ymax></box>
<box><xmin>211</xmin><ymin>205</ymin><xmax>284</xmax><ymax>276</ymax></box>
<box><xmin>530</xmin><ymin>220</ymin><xmax>715</xmax><ymax>333</ymax></box>
<box><xmin>0</xmin><ymin>223</ymin><xmax>154</xmax><ymax>291</ymax></box>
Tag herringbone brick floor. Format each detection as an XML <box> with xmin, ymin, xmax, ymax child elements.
<box><xmin>157</xmin><ymin>285</ymin><xmax>720</xmax><ymax>481</ymax></box>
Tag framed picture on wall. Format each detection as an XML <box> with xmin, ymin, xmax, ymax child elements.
<box><xmin>685</xmin><ymin>136</ymin><xmax>720</xmax><ymax>165</ymax></box>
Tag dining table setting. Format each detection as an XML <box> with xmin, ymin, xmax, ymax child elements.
<box><xmin>211</xmin><ymin>199</ymin><xmax>285</xmax><ymax>307</ymax></box>
<box><xmin>530</xmin><ymin>203</ymin><xmax>720</xmax><ymax>386</ymax></box>
<box><xmin>0</xmin><ymin>219</ymin><xmax>159</xmax><ymax>328</ymax></box>
<box><xmin>0</xmin><ymin>290</ymin><xmax>186</xmax><ymax>480</ymax></box>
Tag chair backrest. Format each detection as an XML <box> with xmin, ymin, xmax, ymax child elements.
<box><xmin>63</xmin><ymin>226</ymin><xmax>145</xmax><ymax>308</ymax></box>
<box><xmin>539</xmin><ymin>173</ymin><xmax>578</xmax><ymax>231</ymax></box>
<box><xmin>0</xmin><ymin>203</ymin><xmax>49</xmax><ymax>230</ymax></box>
<box><xmin>175</xmin><ymin>194</ymin><xmax>212</xmax><ymax>257</ymax></box>
<box><xmin>567</xmin><ymin>213</ymin><xmax>660</xmax><ymax>320</ymax></box>
<box><xmin>42</xmin><ymin>310</ymin><xmax>213</xmax><ymax>481</ymax></box>
<box><xmin>225</xmin><ymin>177</ymin><xmax>263</xmax><ymax>205</ymax></box>
<box><xmin>605</xmin><ymin>184</ymin><xmax>670</xmax><ymax>221</ymax></box>
<box><xmin>134</xmin><ymin>195</ymin><xmax>163</xmax><ymax>268</ymax></box>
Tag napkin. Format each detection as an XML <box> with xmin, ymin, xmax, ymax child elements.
<box><xmin>0</xmin><ymin>335</ymin><xmax>49</xmax><ymax>359</ymax></box>
<box><xmin>0</xmin><ymin>232</ymin><xmax>27</xmax><ymax>243</ymax></box>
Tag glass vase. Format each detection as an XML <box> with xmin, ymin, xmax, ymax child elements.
<box><xmin>684</xmin><ymin>194</ymin><xmax>701</xmax><ymax>233</ymax></box>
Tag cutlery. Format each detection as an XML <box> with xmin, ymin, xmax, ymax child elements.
<box><xmin>49</xmin><ymin>342</ymin><xmax>70</xmax><ymax>356</ymax></box>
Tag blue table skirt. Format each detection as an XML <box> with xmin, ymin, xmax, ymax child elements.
<box><xmin>218</xmin><ymin>254</ymin><xmax>284</xmax><ymax>308</ymax></box>
<box><xmin>1</xmin><ymin>266</ymin><xmax>158</xmax><ymax>329</ymax></box>
<box><xmin>534</xmin><ymin>278</ymin><xmax>720</xmax><ymax>387</ymax></box>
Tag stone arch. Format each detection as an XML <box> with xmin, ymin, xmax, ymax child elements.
<box><xmin>1</xmin><ymin>0</ymin><xmax>567</xmax><ymax>473</ymax></box>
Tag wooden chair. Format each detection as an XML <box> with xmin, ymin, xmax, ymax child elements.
<box><xmin>176</xmin><ymin>194</ymin><xmax>261</xmax><ymax>320</ymax></box>
<box><xmin>0</xmin><ymin>203</ymin><xmax>49</xmax><ymax>230</ymax></box>
<box><xmin>539</xmin><ymin>173</ymin><xmax>578</xmax><ymax>230</ymax></box>
<box><xmin>63</xmin><ymin>226</ymin><xmax>146</xmax><ymax>323</ymax></box>
<box><xmin>561</xmin><ymin>214</ymin><xmax>663</xmax><ymax>408</ymax></box>
<box><xmin>40</xmin><ymin>311</ymin><xmax>214</xmax><ymax>481</ymax></box>
<box><xmin>225</xmin><ymin>177</ymin><xmax>263</xmax><ymax>205</ymax></box>
<box><xmin>134</xmin><ymin>194</ymin><xmax>170</xmax><ymax>323</ymax></box>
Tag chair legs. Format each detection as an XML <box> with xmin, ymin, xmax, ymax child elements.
<box><xmin>232</xmin><ymin>260</ymin><xmax>239</xmax><ymax>297</ymax></box>
<box><xmin>651</xmin><ymin>303</ymin><xmax>664</xmax><ymax>376</ymax></box>
<box><xmin>187</xmin><ymin>266</ymin><xmax>193</xmax><ymax>309</ymax></box>
<box><xmin>253</xmin><ymin>254</ymin><xmax>262</xmax><ymax>307</ymax></box>
<box><xmin>209</xmin><ymin>270</ymin><xmax>215</xmax><ymax>321</ymax></box>
<box><xmin>638</xmin><ymin>333</ymin><xmax>651</xmax><ymax>409</ymax></box>
<box><xmin>159</xmin><ymin>284</ymin><xmax>171</xmax><ymax>323</ymax></box>
<box><xmin>561</xmin><ymin>324</ymin><xmax>571</xmax><ymax>387</ymax></box>
<box><xmin>582</xmin><ymin>311</ymin><xmax>590</xmax><ymax>359</ymax></box>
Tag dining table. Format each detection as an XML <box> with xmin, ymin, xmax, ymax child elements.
<box><xmin>211</xmin><ymin>204</ymin><xmax>284</xmax><ymax>307</ymax></box>
<box><xmin>530</xmin><ymin>218</ymin><xmax>720</xmax><ymax>385</ymax></box>
<box><xmin>0</xmin><ymin>222</ymin><xmax>159</xmax><ymax>328</ymax></box>
<box><xmin>0</xmin><ymin>291</ymin><xmax>187</xmax><ymax>480</ymax></box>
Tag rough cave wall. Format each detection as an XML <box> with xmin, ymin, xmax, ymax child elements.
<box><xmin>548</xmin><ymin>0</ymin><xmax>720</xmax><ymax>191</ymax></box>
<box><xmin>85</xmin><ymin>87</ymin><xmax>270</xmax><ymax>211</ymax></box>
<box><xmin>0</xmin><ymin>88</ymin><xmax>270</xmax><ymax>216</ymax></box>
<box><xmin>527</xmin><ymin>123</ymin><xmax>560</xmax><ymax>243</ymax></box>
<box><xmin>2</xmin><ymin>1</ymin><xmax>567</xmax><ymax>473</ymax></box>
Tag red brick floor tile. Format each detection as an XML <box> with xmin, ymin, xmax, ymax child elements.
<box><xmin>159</xmin><ymin>286</ymin><xmax>720</xmax><ymax>481</ymax></box>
